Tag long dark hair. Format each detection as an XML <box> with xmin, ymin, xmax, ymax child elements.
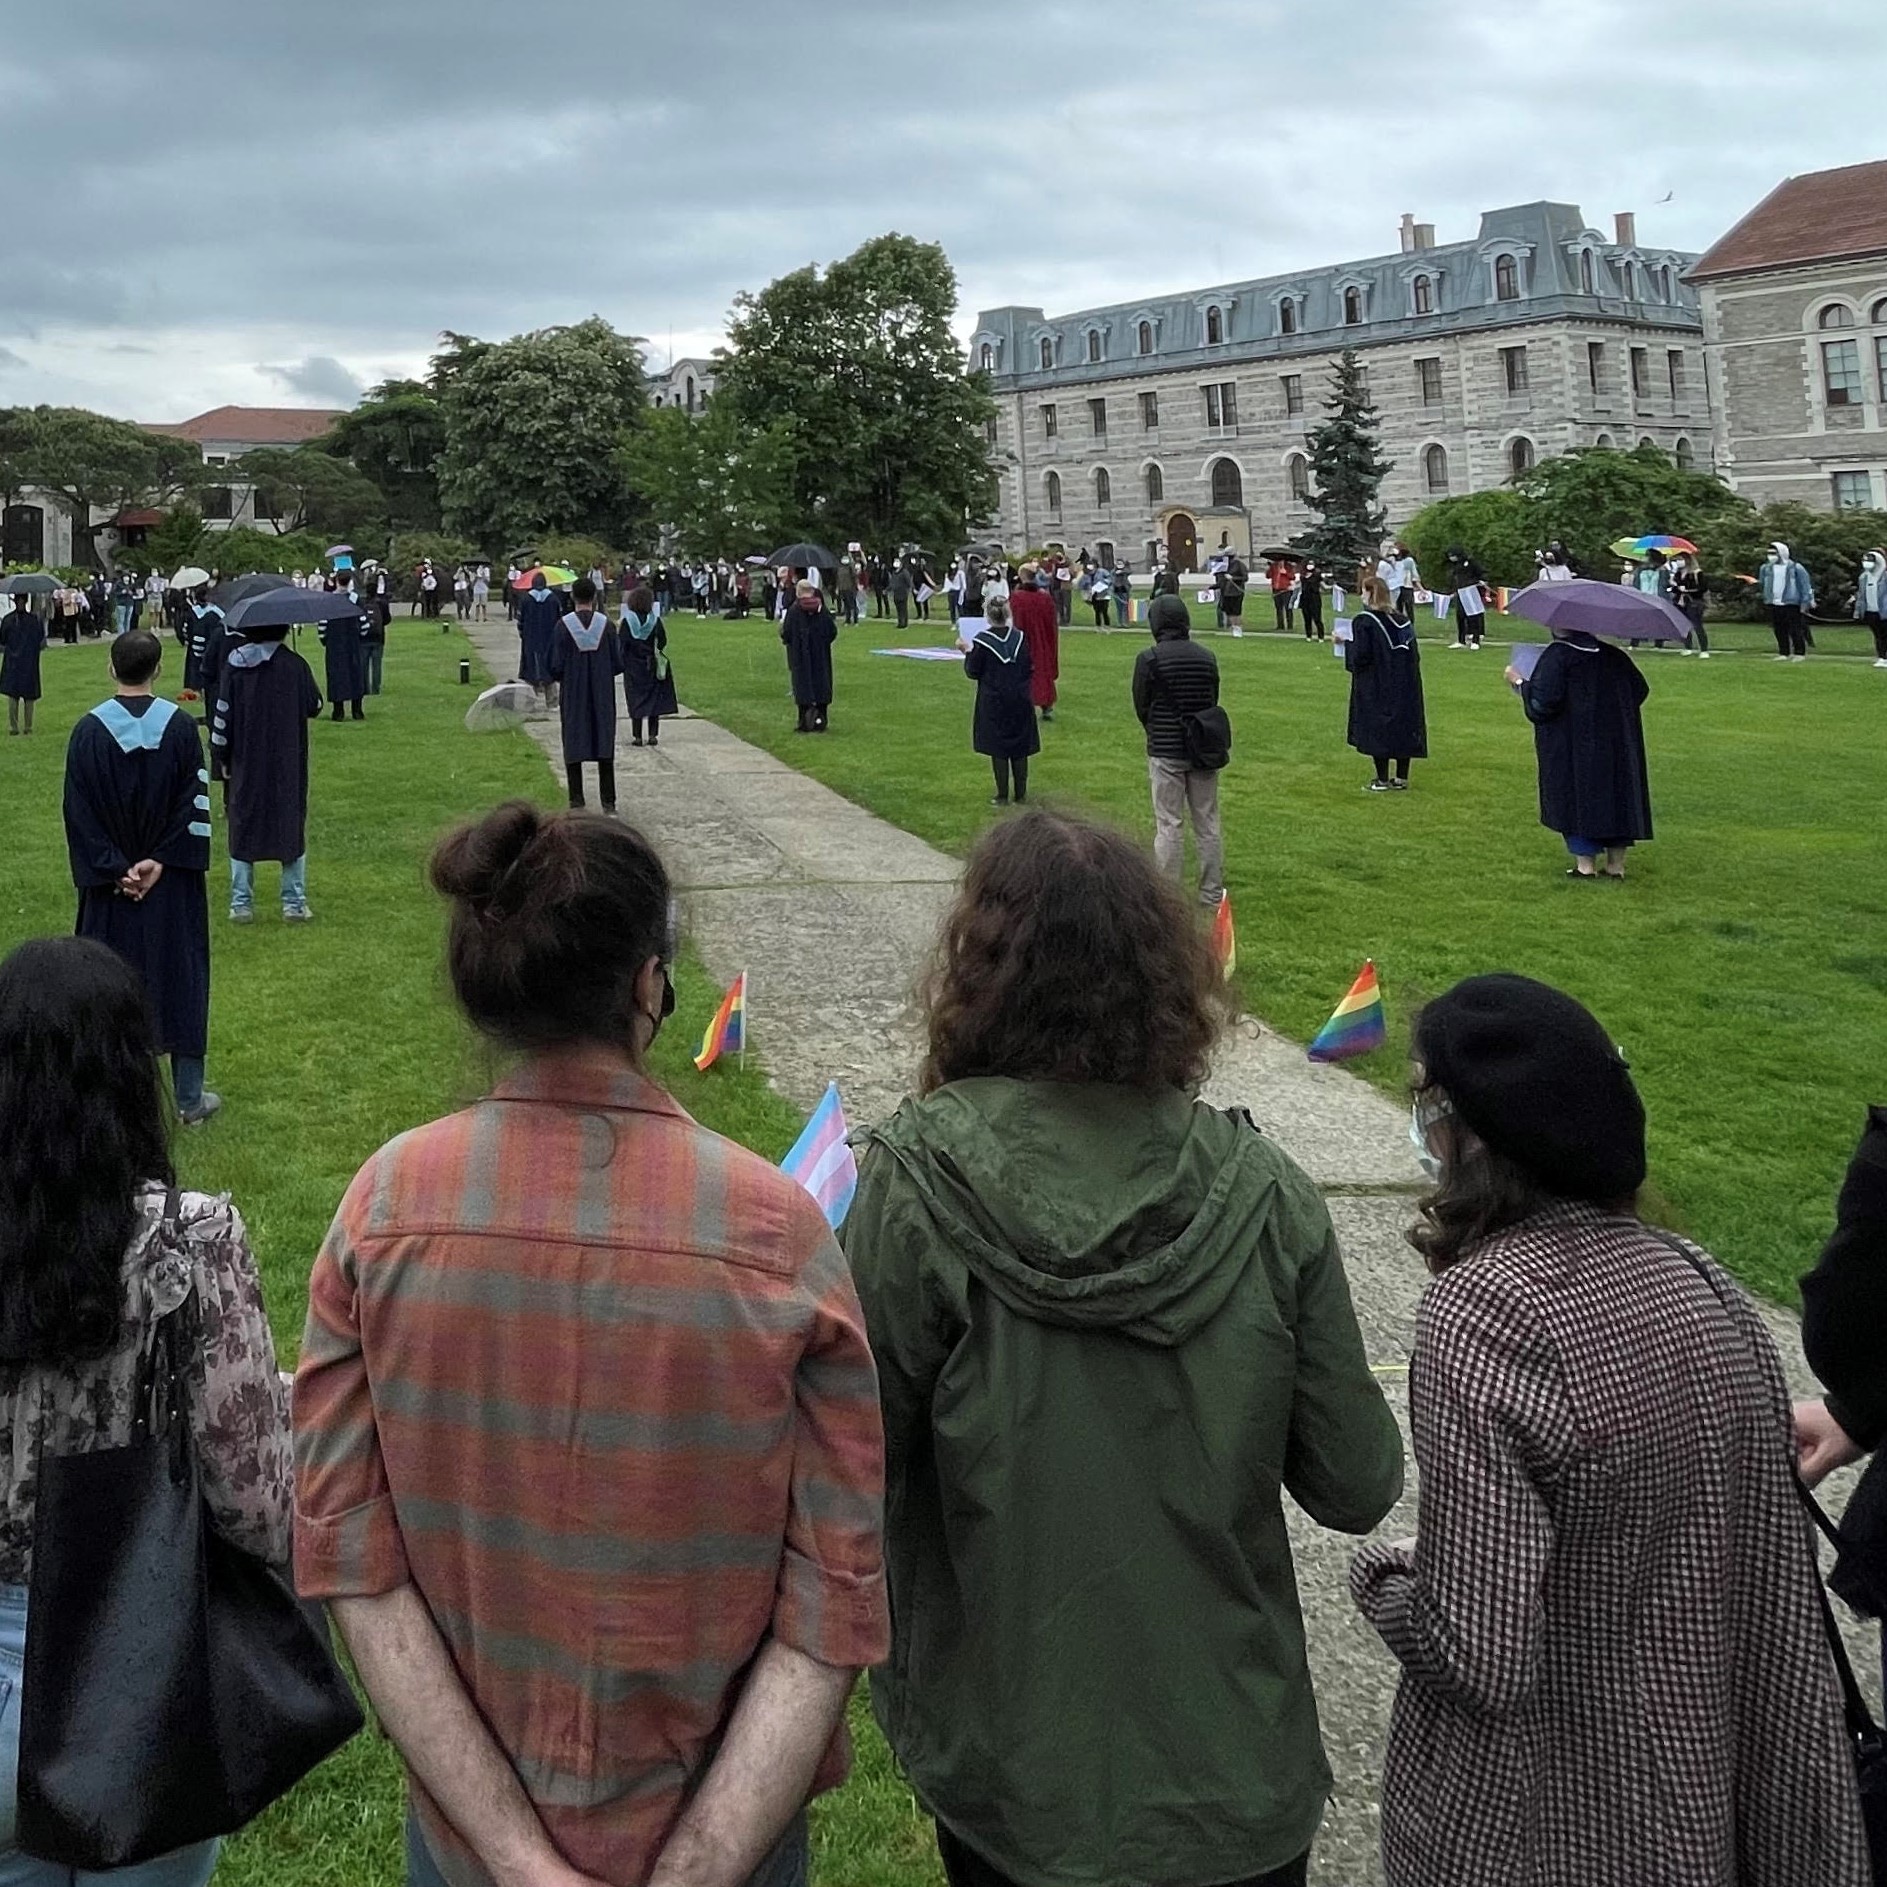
<box><xmin>920</xmin><ymin>810</ymin><xmax>1231</xmax><ymax>1093</ymax></box>
<box><xmin>1407</xmin><ymin>1077</ymin><xmax>1562</xmax><ymax>1275</ymax></box>
<box><xmin>0</xmin><ymin>938</ymin><xmax>174</xmax><ymax>1366</ymax></box>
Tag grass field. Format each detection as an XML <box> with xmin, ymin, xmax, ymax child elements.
<box><xmin>670</xmin><ymin>602</ymin><xmax>1887</xmax><ymax>1307</ymax></box>
<box><xmin>0</xmin><ymin>623</ymin><xmax>939</xmax><ymax>1887</ymax></box>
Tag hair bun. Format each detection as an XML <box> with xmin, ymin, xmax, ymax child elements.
<box><xmin>430</xmin><ymin>800</ymin><xmax>550</xmax><ymax>916</ymax></box>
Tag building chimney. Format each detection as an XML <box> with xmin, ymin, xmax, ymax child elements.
<box><xmin>1399</xmin><ymin>212</ymin><xmax>1417</xmax><ymax>254</ymax></box>
<box><xmin>1414</xmin><ymin>223</ymin><xmax>1436</xmax><ymax>251</ymax></box>
<box><xmin>1614</xmin><ymin>211</ymin><xmax>1637</xmax><ymax>248</ymax></box>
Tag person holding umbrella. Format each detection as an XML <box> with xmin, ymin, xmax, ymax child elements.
<box><xmin>782</xmin><ymin>581</ymin><xmax>838</xmax><ymax>733</ymax></box>
<box><xmin>1346</xmin><ymin>578</ymin><xmax>1427</xmax><ymax>792</ymax></box>
<box><xmin>548</xmin><ymin>578</ymin><xmax>622</xmax><ymax>813</ymax></box>
<box><xmin>1505</xmin><ymin>612</ymin><xmax>1653</xmax><ymax>882</ymax></box>
<box><xmin>1</xmin><ymin>589</ymin><xmax>46</xmax><ymax>736</ymax></box>
<box><xmin>320</xmin><ymin>572</ymin><xmax>370</xmax><ymax>722</ymax></box>
<box><xmin>960</xmin><ymin>598</ymin><xmax>1038</xmax><ymax>807</ymax></box>
<box><xmin>1268</xmin><ymin>556</ymin><xmax>1298</xmax><ymax>635</ymax></box>
<box><xmin>620</xmin><ymin>585</ymin><xmax>677</xmax><ymax>748</ymax></box>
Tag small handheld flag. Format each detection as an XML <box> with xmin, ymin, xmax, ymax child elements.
<box><xmin>694</xmin><ymin>971</ymin><xmax>747</xmax><ymax>1072</ymax></box>
<box><xmin>1211</xmin><ymin>892</ymin><xmax>1237</xmax><ymax>979</ymax></box>
<box><xmin>1306</xmin><ymin>960</ymin><xmax>1387</xmax><ymax>1063</ymax></box>
<box><xmin>780</xmin><ymin>1082</ymin><xmax>858</xmax><ymax>1229</ymax></box>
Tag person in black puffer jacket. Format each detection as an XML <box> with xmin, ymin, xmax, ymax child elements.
<box><xmin>1132</xmin><ymin>594</ymin><xmax>1224</xmax><ymax>908</ymax></box>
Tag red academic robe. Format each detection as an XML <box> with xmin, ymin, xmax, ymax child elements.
<box><xmin>1010</xmin><ymin>583</ymin><xmax>1059</xmax><ymax>709</ymax></box>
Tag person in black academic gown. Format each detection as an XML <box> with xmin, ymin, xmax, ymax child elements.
<box><xmin>1</xmin><ymin>596</ymin><xmax>45</xmax><ymax>735</ymax></box>
<box><xmin>63</xmin><ymin>630</ymin><xmax>219</xmax><ymax>1123</ymax></box>
<box><xmin>548</xmin><ymin>577</ymin><xmax>622</xmax><ymax>811</ymax></box>
<box><xmin>1510</xmin><ymin>629</ymin><xmax>1653</xmax><ymax>880</ymax></box>
<box><xmin>212</xmin><ymin>621</ymin><xmax>324</xmax><ymax>920</ymax></box>
<box><xmin>781</xmin><ymin>581</ymin><xmax>838</xmax><ymax>732</ymax></box>
<box><xmin>1345</xmin><ymin>576</ymin><xmax>1428</xmax><ymax>791</ymax></box>
<box><xmin>961</xmin><ymin>598</ymin><xmax>1039</xmax><ymax>806</ymax></box>
<box><xmin>182</xmin><ymin>592</ymin><xmax>223</xmax><ymax>698</ymax></box>
<box><xmin>321</xmin><ymin>580</ymin><xmax>369</xmax><ymax>721</ymax></box>
<box><xmin>517</xmin><ymin>575</ymin><xmax>563</xmax><ymax>706</ymax></box>
<box><xmin>619</xmin><ymin>587</ymin><xmax>678</xmax><ymax>747</ymax></box>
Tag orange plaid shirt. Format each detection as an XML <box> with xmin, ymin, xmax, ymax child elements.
<box><xmin>293</xmin><ymin>1053</ymin><xmax>889</xmax><ymax>1886</ymax></box>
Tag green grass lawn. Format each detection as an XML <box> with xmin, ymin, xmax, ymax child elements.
<box><xmin>670</xmin><ymin>604</ymin><xmax>1887</xmax><ymax>1307</ymax></box>
<box><xmin>0</xmin><ymin>623</ymin><xmax>939</xmax><ymax>1887</ymax></box>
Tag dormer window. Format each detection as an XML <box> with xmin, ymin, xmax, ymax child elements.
<box><xmin>1342</xmin><ymin>286</ymin><xmax>1364</xmax><ymax>325</ymax></box>
<box><xmin>1137</xmin><ymin>320</ymin><xmax>1154</xmax><ymax>355</ymax></box>
<box><xmin>1620</xmin><ymin>261</ymin><xmax>1637</xmax><ymax>300</ymax></box>
<box><xmin>1039</xmin><ymin>336</ymin><xmax>1054</xmax><ymax>370</ymax></box>
<box><xmin>1580</xmin><ymin>249</ymin><xmax>1596</xmax><ymax>294</ymax></box>
<box><xmin>1205</xmin><ymin>306</ymin><xmax>1224</xmax><ymax>345</ymax></box>
<box><xmin>1278</xmin><ymin>299</ymin><xmax>1297</xmax><ymax>336</ymax></box>
<box><xmin>1412</xmin><ymin>274</ymin><xmax>1433</xmax><ymax>315</ymax></box>
<box><xmin>979</xmin><ymin>343</ymin><xmax>994</xmax><ymax>372</ymax></box>
<box><xmin>1087</xmin><ymin>329</ymin><xmax>1105</xmax><ymax>363</ymax></box>
<box><xmin>1494</xmin><ymin>254</ymin><xmax>1519</xmax><ymax>301</ymax></box>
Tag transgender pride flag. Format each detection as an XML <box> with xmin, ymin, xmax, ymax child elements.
<box><xmin>780</xmin><ymin>1083</ymin><xmax>858</xmax><ymax>1229</ymax></box>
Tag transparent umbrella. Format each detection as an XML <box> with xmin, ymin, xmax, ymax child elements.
<box><xmin>464</xmin><ymin>682</ymin><xmax>539</xmax><ymax>732</ymax></box>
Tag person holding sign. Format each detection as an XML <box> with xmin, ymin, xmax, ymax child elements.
<box><xmin>960</xmin><ymin>599</ymin><xmax>1038</xmax><ymax>806</ymax></box>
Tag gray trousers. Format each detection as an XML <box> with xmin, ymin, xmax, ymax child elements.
<box><xmin>1149</xmin><ymin>757</ymin><xmax>1224</xmax><ymax>904</ymax></box>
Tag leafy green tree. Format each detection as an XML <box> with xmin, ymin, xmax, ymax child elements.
<box><xmin>387</xmin><ymin>532</ymin><xmax>485</xmax><ymax>603</ymax></box>
<box><xmin>1518</xmin><ymin>444</ymin><xmax>1748</xmax><ymax>579</ymax></box>
<box><xmin>1399</xmin><ymin>489</ymin><xmax>1543</xmax><ymax>589</ymax></box>
<box><xmin>15</xmin><ymin>407</ymin><xmax>202</xmax><ymax>568</ymax></box>
<box><xmin>235</xmin><ymin>446</ymin><xmax>387</xmax><ymax>540</ymax></box>
<box><xmin>715</xmin><ymin>233</ymin><xmax>997</xmax><ymax>549</ymax></box>
<box><xmin>135</xmin><ymin>505</ymin><xmax>209</xmax><ymax>577</ymax></box>
<box><xmin>621</xmin><ymin>402</ymin><xmax>795</xmax><ymax>560</ymax></box>
<box><xmin>320</xmin><ymin>379</ymin><xmax>446</xmax><ymax>531</ymax></box>
<box><xmin>192</xmin><ymin>525</ymin><xmax>331</xmax><ymax>577</ymax></box>
<box><xmin>435</xmin><ymin>319</ymin><xmax>648</xmax><ymax>549</ymax></box>
<box><xmin>1293</xmin><ymin>350</ymin><xmax>1392</xmax><ymax>566</ymax></box>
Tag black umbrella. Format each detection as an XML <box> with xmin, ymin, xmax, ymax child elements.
<box><xmin>226</xmin><ymin>588</ymin><xmax>366</xmax><ymax>632</ymax></box>
<box><xmin>1256</xmin><ymin>547</ymin><xmax>1303</xmax><ymax>563</ymax></box>
<box><xmin>0</xmin><ymin>572</ymin><xmax>59</xmax><ymax>595</ymax></box>
<box><xmin>767</xmin><ymin>542</ymin><xmax>838</xmax><ymax>573</ymax></box>
<box><xmin>211</xmin><ymin>572</ymin><xmax>300</xmax><ymax>610</ymax></box>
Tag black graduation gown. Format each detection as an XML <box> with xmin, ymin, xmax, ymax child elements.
<box><xmin>1345</xmin><ymin>610</ymin><xmax>1428</xmax><ymax>758</ymax></box>
<box><xmin>213</xmin><ymin>640</ymin><xmax>324</xmax><ymax>862</ymax></box>
<box><xmin>781</xmin><ymin>604</ymin><xmax>837</xmax><ymax>706</ymax></box>
<box><xmin>205</xmin><ymin>626</ymin><xmax>246</xmax><ymax>779</ymax></box>
<box><xmin>517</xmin><ymin>591</ymin><xmax>562</xmax><ymax>685</ymax></box>
<box><xmin>1522</xmin><ymin>634</ymin><xmax>1653</xmax><ymax>844</ymax></box>
<box><xmin>548</xmin><ymin>611</ymin><xmax>621</xmax><ymax>763</ymax></box>
<box><xmin>320</xmin><ymin>603</ymin><xmax>368</xmax><ymax>705</ymax></box>
<box><xmin>64</xmin><ymin>698</ymin><xmax>211</xmax><ymax>1059</ymax></box>
<box><xmin>183</xmin><ymin>604</ymin><xmax>224</xmax><ymax>694</ymax></box>
<box><xmin>621</xmin><ymin>616</ymin><xmax>679</xmax><ymax>719</ymax></box>
<box><xmin>964</xmin><ymin>631</ymin><xmax>1039</xmax><ymax>760</ymax></box>
<box><xmin>0</xmin><ymin>606</ymin><xmax>45</xmax><ymax>701</ymax></box>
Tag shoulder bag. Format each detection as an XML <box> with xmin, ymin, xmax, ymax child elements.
<box><xmin>18</xmin><ymin>1192</ymin><xmax>362</xmax><ymax>1868</ymax></box>
<box><xmin>1153</xmin><ymin>644</ymin><xmax>1232</xmax><ymax>771</ymax></box>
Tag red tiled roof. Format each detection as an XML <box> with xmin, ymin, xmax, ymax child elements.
<box><xmin>143</xmin><ymin>405</ymin><xmax>346</xmax><ymax>446</ymax></box>
<box><xmin>113</xmin><ymin>507</ymin><xmax>165</xmax><ymax>528</ymax></box>
<box><xmin>1688</xmin><ymin>159</ymin><xmax>1887</xmax><ymax>282</ymax></box>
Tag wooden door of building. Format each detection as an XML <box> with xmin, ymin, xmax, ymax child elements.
<box><xmin>1165</xmin><ymin>514</ymin><xmax>1198</xmax><ymax>574</ymax></box>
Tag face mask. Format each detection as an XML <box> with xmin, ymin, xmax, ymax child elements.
<box><xmin>1409</xmin><ymin>1099</ymin><xmax>1446</xmax><ymax>1184</ymax></box>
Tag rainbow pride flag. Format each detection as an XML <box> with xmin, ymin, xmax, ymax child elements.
<box><xmin>1211</xmin><ymin>892</ymin><xmax>1237</xmax><ymax>979</ymax></box>
<box><xmin>780</xmin><ymin>1082</ymin><xmax>858</xmax><ymax>1229</ymax></box>
<box><xmin>1306</xmin><ymin>960</ymin><xmax>1386</xmax><ymax>1063</ymax></box>
<box><xmin>694</xmin><ymin>971</ymin><xmax>747</xmax><ymax>1071</ymax></box>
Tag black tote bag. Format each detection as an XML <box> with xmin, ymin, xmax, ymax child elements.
<box><xmin>17</xmin><ymin>1211</ymin><xmax>362</xmax><ymax>1868</ymax></box>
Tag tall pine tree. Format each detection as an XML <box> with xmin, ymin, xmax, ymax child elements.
<box><xmin>1294</xmin><ymin>349</ymin><xmax>1392</xmax><ymax>567</ymax></box>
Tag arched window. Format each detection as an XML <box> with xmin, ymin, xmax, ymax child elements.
<box><xmin>1509</xmin><ymin>437</ymin><xmax>1536</xmax><ymax>477</ymax></box>
<box><xmin>1656</xmin><ymin>265</ymin><xmax>1672</xmax><ymax>300</ymax></box>
<box><xmin>685</xmin><ymin>375</ymin><xmax>696</xmax><ymax>412</ymax></box>
<box><xmin>1818</xmin><ymin>303</ymin><xmax>1856</xmax><ymax>329</ymax></box>
<box><xmin>1620</xmin><ymin>261</ymin><xmax>1636</xmax><ymax>300</ymax></box>
<box><xmin>1595</xmin><ymin>432</ymin><xmax>1614</xmax><ymax>448</ymax></box>
<box><xmin>1423</xmin><ymin>444</ymin><xmax>1449</xmax><ymax>493</ymax></box>
<box><xmin>1580</xmin><ymin>248</ymin><xmax>1596</xmax><ymax>294</ymax></box>
<box><xmin>1674</xmin><ymin>437</ymin><xmax>1695</xmax><ymax>470</ymax></box>
<box><xmin>1287</xmin><ymin>454</ymin><xmax>1311</xmax><ymax>502</ymax></box>
<box><xmin>1045</xmin><ymin>470</ymin><xmax>1062</xmax><ymax>512</ymax></box>
<box><xmin>1137</xmin><ymin>320</ymin><xmax>1154</xmax><ymax>355</ymax></box>
<box><xmin>1495</xmin><ymin>254</ymin><xmax>1519</xmax><ymax>300</ymax></box>
<box><xmin>1087</xmin><ymin>329</ymin><xmax>1104</xmax><ymax>363</ymax></box>
<box><xmin>1874</xmin><ymin>299</ymin><xmax>1887</xmax><ymax>324</ymax></box>
<box><xmin>1039</xmin><ymin>336</ymin><xmax>1054</xmax><ymax>370</ymax></box>
<box><xmin>1095</xmin><ymin>468</ymin><xmax>1112</xmax><ymax>505</ymax></box>
<box><xmin>1146</xmin><ymin>463</ymin><xmax>1164</xmax><ymax>503</ymax></box>
<box><xmin>1638</xmin><ymin>435</ymin><xmax>1656</xmax><ymax>451</ymax></box>
<box><xmin>1412</xmin><ymin>274</ymin><xmax>1433</xmax><ymax>315</ymax></box>
<box><xmin>1278</xmin><ymin>299</ymin><xmax>1297</xmax><ymax>336</ymax></box>
<box><xmin>1206</xmin><ymin>306</ymin><xmax>1224</xmax><ymax>345</ymax></box>
<box><xmin>978</xmin><ymin>344</ymin><xmax>993</xmax><ymax>371</ymax></box>
<box><xmin>1210</xmin><ymin>459</ymin><xmax>1244</xmax><ymax>508</ymax></box>
<box><xmin>1343</xmin><ymin>286</ymin><xmax>1364</xmax><ymax>325</ymax></box>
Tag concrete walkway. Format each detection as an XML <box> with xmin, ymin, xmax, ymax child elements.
<box><xmin>463</xmin><ymin>616</ymin><xmax>1862</xmax><ymax>1886</ymax></box>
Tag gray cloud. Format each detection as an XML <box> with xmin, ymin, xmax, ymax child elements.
<box><xmin>0</xmin><ymin>347</ymin><xmax>26</xmax><ymax>373</ymax></box>
<box><xmin>4</xmin><ymin>0</ymin><xmax>1885</xmax><ymax>414</ymax></box>
<box><xmin>262</xmin><ymin>355</ymin><xmax>365</xmax><ymax>406</ymax></box>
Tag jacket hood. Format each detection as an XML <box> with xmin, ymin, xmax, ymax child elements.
<box><xmin>1771</xmin><ymin>541</ymin><xmax>1791</xmax><ymax>561</ymax></box>
<box><xmin>867</xmin><ymin>1079</ymin><xmax>1278</xmax><ymax>1345</ymax></box>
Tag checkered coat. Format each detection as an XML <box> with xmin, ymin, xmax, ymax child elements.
<box><xmin>1352</xmin><ymin>1204</ymin><xmax>1868</xmax><ymax>1886</ymax></box>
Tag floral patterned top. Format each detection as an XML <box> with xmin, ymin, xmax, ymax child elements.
<box><xmin>0</xmin><ymin>1183</ymin><xmax>292</xmax><ymax>1586</ymax></box>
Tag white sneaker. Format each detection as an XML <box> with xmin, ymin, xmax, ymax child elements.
<box><xmin>1698</xmin><ymin>651</ymin><xmax>1711</xmax><ymax>659</ymax></box>
<box><xmin>1773</xmin><ymin>655</ymin><xmax>1791</xmax><ymax>662</ymax></box>
<box><xmin>1875</xmin><ymin>658</ymin><xmax>1887</xmax><ymax>669</ymax></box>
<box><xmin>1791</xmin><ymin>654</ymin><xmax>1808</xmax><ymax>662</ymax></box>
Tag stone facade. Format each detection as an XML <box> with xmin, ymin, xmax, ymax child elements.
<box><xmin>970</xmin><ymin>204</ymin><xmax>1706</xmax><ymax>569</ymax></box>
<box><xmin>654</xmin><ymin>357</ymin><xmax>717</xmax><ymax>413</ymax></box>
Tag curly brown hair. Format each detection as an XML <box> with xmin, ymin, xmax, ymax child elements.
<box><xmin>920</xmin><ymin>810</ymin><xmax>1232</xmax><ymax>1093</ymax></box>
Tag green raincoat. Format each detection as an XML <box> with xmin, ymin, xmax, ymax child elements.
<box><xmin>842</xmin><ymin>1079</ymin><xmax>1404</xmax><ymax>1887</ymax></box>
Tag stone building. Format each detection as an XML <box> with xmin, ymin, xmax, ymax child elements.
<box><xmin>652</xmin><ymin>356</ymin><xmax>717</xmax><ymax>413</ymax></box>
<box><xmin>971</xmin><ymin>204</ymin><xmax>1706</xmax><ymax>571</ymax></box>
<box><xmin>1688</xmin><ymin>158</ymin><xmax>1887</xmax><ymax>513</ymax></box>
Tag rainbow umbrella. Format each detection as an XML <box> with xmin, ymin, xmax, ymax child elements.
<box><xmin>512</xmin><ymin>564</ymin><xmax>578</xmax><ymax>591</ymax></box>
<box><xmin>1610</xmin><ymin>534</ymin><xmax>1699</xmax><ymax>560</ymax></box>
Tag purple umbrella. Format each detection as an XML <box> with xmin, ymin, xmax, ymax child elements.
<box><xmin>1508</xmin><ymin>577</ymin><xmax>1692</xmax><ymax>642</ymax></box>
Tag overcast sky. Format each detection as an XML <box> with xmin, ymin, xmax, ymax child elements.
<box><xmin>3</xmin><ymin>0</ymin><xmax>1881</xmax><ymax>421</ymax></box>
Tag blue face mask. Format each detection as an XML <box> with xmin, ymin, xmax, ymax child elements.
<box><xmin>1409</xmin><ymin>1099</ymin><xmax>1446</xmax><ymax>1185</ymax></box>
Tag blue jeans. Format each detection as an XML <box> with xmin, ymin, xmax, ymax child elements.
<box><xmin>405</xmin><ymin>1809</ymin><xmax>807</xmax><ymax>1887</ymax></box>
<box><xmin>0</xmin><ymin>1586</ymin><xmax>217</xmax><ymax>1887</ymax></box>
<box><xmin>171</xmin><ymin>1057</ymin><xmax>204</xmax><ymax>1114</ymax></box>
<box><xmin>363</xmin><ymin>644</ymin><xmax>384</xmax><ymax>695</ymax></box>
<box><xmin>230</xmin><ymin>857</ymin><xmax>307</xmax><ymax>914</ymax></box>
